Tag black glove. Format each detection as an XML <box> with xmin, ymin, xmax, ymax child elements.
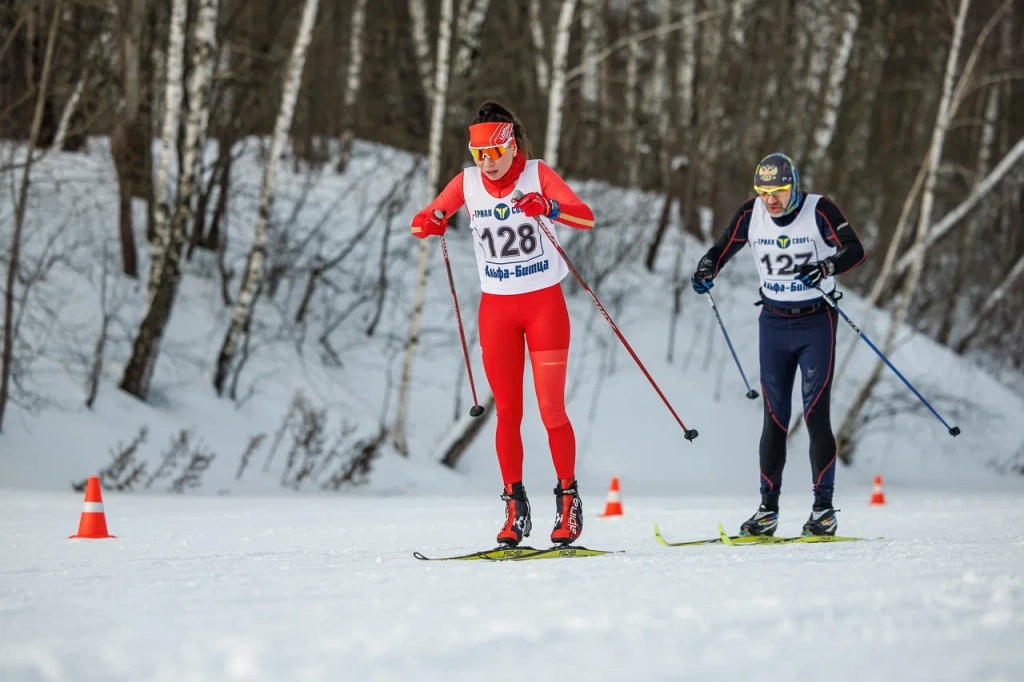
<box><xmin>795</xmin><ymin>259</ymin><xmax>835</xmax><ymax>289</ymax></box>
<box><xmin>691</xmin><ymin>257</ymin><xmax>715</xmax><ymax>294</ymax></box>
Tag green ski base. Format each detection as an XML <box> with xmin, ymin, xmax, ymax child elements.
<box><xmin>652</xmin><ymin>523</ymin><xmax>881</xmax><ymax>547</ymax></box>
<box><xmin>414</xmin><ymin>546</ymin><xmax>624</xmax><ymax>561</ymax></box>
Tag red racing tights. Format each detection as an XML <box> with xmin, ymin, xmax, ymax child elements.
<box><xmin>478</xmin><ymin>283</ymin><xmax>575</xmax><ymax>485</ymax></box>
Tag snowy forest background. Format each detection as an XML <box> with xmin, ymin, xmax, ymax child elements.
<box><xmin>1</xmin><ymin>0</ymin><xmax>1023</xmax><ymax>494</ymax></box>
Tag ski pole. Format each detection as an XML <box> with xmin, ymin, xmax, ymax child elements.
<box><xmin>705</xmin><ymin>291</ymin><xmax>759</xmax><ymax>400</ymax></box>
<box><xmin>436</xmin><ymin>210</ymin><xmax>484</xmax><ymax>418</ymax></box>
<box><xmin>511</xmin><ymin>191</ymin><xmax>698</xmax><ymax>441</ymax></box>
<box><xmin>816</xmin><ymin>287</ymin><xmax>960</xmax><ymax>437</ymax></box>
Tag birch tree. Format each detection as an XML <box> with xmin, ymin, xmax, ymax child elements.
<box><xmin>792</xmin><ymin>0</ymin><xmax>835</xmax><ymax>160</ymax></box>
<box><xmin>650</xmin><ymin>0</ymin><xmax>673</xmax><ymax>184</ymax></box>
<box><xmin>836</xmin><ymin>0</ymin><xmax>971</xmax><ymax>458</ymax></box>
<box><xmin>937</xmin><ymin>80</ymin><xmax>1002</xmax><ymax>344</ymax></box>
<box><xmin>955</xmin><ymin>253</ymin><xmax>1024</xmax><ymax>354</ymax></box>
<box><xmin>624</xmin><ymin>2</ymin><xmax>641</xmax><ymax>186</ymax></box>
<box><xmin>408</xmin><ymin>0</ymin><xmax>434</xmax><ymax>94</ymax></box>
<box><xmin>121</xmin><ymin>0</ymin><xmax>220</xmax><ymax>401</ymax></box>
<box><xmin>337</xmin><ymin>0</ymin><xmax>369</xmax><ymax>172</ymax></box>
<box><xmin>528</xmin><ymin>0</ymin><xmax>550</xmax><ymax>92</ymax></box>
<box><xmin>213</xmin><ymin>0</ymin><xmax>321</xmax><ymax>396</ymax></box>
<box><xmin>391</xmin><ymin>0</ymin><xmax>455</xmax><ymax>456</ymax></box>
<box><xmin>0</xmin><ymin>0</ymin><xmax>61</xmax><ymax>433</ymax></box>
<box><xmin>543</xmin><ymin>0</ymin><xmax>577</xmax><ymax>170</ymax></box>
<box><xmin>110</xmin><ymin>0</ymin><xmax>148</xmax><ymax>278</ymax></box>
<box><xmin>578</xmin><ymin>0</ymin><xmax>602</xmax><ymax>161</ymax></box>
<box><xmin>804</xmin><ymin>0</ymin><xmax>860</xmax><ymax>190</ymax></box>
<box><xmin>147</xmin><ymin>0</ymin><xmax>188</xmax><ymax>304</ymax></box>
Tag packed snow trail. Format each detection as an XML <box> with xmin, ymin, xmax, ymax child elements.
<box><xmin>1</xmin><ymin>489</ymin><xmax>1022</xmax><ymax>682</ymax></box>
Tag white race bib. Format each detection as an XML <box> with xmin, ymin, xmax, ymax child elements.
<box><xmin>748</xmin><ymin>194</ymin><xmax>837</xmax><ymax>302</ymax></box>
<box><xmin>463</xmin><ymin>160</ymin><xmax>568</xmax><ymax>295</ymax></box>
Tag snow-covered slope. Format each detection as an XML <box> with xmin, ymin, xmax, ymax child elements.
<box><xmin>1</xmin><ymin>138</ymin><xmax>1022</xmax><ymax>503</ymax></box>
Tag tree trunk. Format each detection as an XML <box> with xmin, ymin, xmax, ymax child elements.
<box><xmin>148</xmin><ymin>0</ymin><xmax>188</xmax><ymax>286</ymax></box>
<box><xmin>408</xmin><ymin>0</ymin><xmax>434</xmax><ymax>95</ymax></box>
<box><xmin>577</xmin><ymin>0</ymin><xmax>601</xmax><ymax>171</ymax></box>
<box><xmin>623</xmin><ymin>2</ymin><xmax>640</xmax><ymax>186</ymax></box>
<box><xmin>543</xmin><ymin>0</ymin><xmax>577</xmax><ymax>170</ymax></box>
<box><xmin>892</xmin><ymin>136</ymin><xmax>1024</xmax><ymax>277</ymax></box>
<box><xmin>392</xmin><ymin>0</ymin><xmax>455</xmax><ymax>456</ymax></box>
<box><xmin>792</xmin><ymin>0</ymin><xmax>835</xmax><ymax>160</ymax></box>
<box><xmin>955</xmin><ymin>252</ymin><xmax>1024</xmax><ymax>354</ymax></box>
<box><xmin>121</xmin><ymin>0</ymin><xmax>220</xmax><ymax>401</ymax></box>
<box><xmin>51</xmin><ymin>67</ymin><xmax>86</xmax><ymax>153</ymax></box>
<box><xmin>651</xmin><ymin>0</ymin><xmax>673</xmax><ymax>184</ymax></box>
<box><xmin>836</xmin><ymin>0</ymin><xmax>971</xmax><ymax>461</ymax></box>
<box><xmin>111</xmin><ymin>0</ymin><xmax>149</xmax><ymax>278</ymax></box>
<box><xmin>438</xmin><ymin>395</ymin><xmax>495</xmax><ymax>468</ymax></box>
<box><xmin>528</xmin><ymin>0</ymin><xmax>550</xmax><ymax>92</ymax></box>
<box><xmin>937</xmin><ymin>81</ymin><xmax>1000</xmax><ymax>344</ymax></box>
<box><xmin>337</xmin><ymin>0</ymin><xmax>369</xmax><ymax>172</ymax></box>
<box><xmin>0</xmin><ymin>0</ymin><xmax>61</xmax><ymax>434</ymax></box>
<box><xmin>804</xmin><ymin>0</ymin><xmax>859</xmax><ymax>190</ymax></box>
<box><xmin>676</xmin><ymin>0</ymin><xmax>698</xmax><ymax>235</ymax></box>
<box><xmin>213</xmin><ymin>0</ymin><xmax>321</xmax><ymax>396</ymax></box>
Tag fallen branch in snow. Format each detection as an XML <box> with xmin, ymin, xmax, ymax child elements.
<box><xmin>74</xmin><ymin>425</ymin><xmax>149</xmax><ymax>493</ymax></box>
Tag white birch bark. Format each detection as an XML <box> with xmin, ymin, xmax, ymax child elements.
<box><xmin>543</xmin><ymin>0</ymin><xmax>577</xmax><ymax>170</ymax></box>
<box><xmin>392</xmin><ymin>0</ymin><xmax>455</xmax><ymax>456</ymax></box>
<box><xmin>676</xmin><ymin>0</ymin><xmax>697</xmax><ymax>141</ymax></box>
<box><xmin>121</xmin><ymin>0</ymin><xmax>220</xmax><ymax>401</ymax></box>
<box><xmin>837</xmin><ymin>0</ymin><xmax>972</xmax><ymax>453</ymax></box>
<box><xmin>892</xmin><ymin>135</ymin><xmax>1024</xmax><ymax>277</ymax></box>
<box><xmin>338</xmin><ymin>0</ymin><xmax>369</xmax><ymax>170</ymax></box>
<box><xmin>624</xmin><ymin>2</ymin><xmax>641</xmax><ymax>186</ymax></box>
<box><xmin>794</xmin><ymin>0</ymin><xmax>835</xmax><ymax>159</ymax></box>
<box><xmin>213</xmin><ymin>0</ymin><xmax>320</xmax><ymax>396</ymax></box>
<box><xmin>804</xmin><ymin>0</ymin><xmax>860</xmax><ymax>190</ymax></box>
<box><xmin>51</xmin><ymin>72</ymin><xmax>86</xmax><ymax>153</ymax></box>
<box><xmin>528</xmin><ymin>0</ymin><xmax>551</xmax><ymax>92</ymax></box>
<box><xmin>651</xmin><ymin>0</ymin><xmax>673</xmax><ymax>182</ymax></box>
<box><xmin>730</xmin><ymin>0</ymin><xmax>755</xmax><ymax>46</ymax></box>
<box><xmin>451</xmin><ymin>0</ymin><xmax>491</xmax><ymax>87</ymax></box>
<box><xmin>579</xmin><ymin>0</ymin><xmax>601</xmax><ymax>154</ymax></box>
<box><xmin>938</xmin><ymin>80</ymin><xmax>1002</xmax><ymax>343</ymax></box>
<box><xmin>955</xmin><ymin>253</ymin><xmax>1024</xmax><ymax>353</ymax></box>
<box><xmin>408</xmin><ymin>0</ymin><xmax>434</xmax><ymax>94</ymax></box>
<box><xmin>146</xmin><ymin>0</ymin><xmax>189</xmax><ymax>304</ymax></box>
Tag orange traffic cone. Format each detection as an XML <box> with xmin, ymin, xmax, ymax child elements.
<box><xmin>69</xmin><ymin>476</ymin><xmax>115</xmax><ymax>539</ymax></box>
<box><xmin>598</xmin><ymin>477</ymin><xmax>623</xmax><ymax>517</ymax></box>
<box><xmin>869</xmin><ymin>474</ymin><xmax>886</xmax><ymax>506</ymax></box>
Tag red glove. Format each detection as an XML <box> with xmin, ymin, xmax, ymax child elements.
<box><xmin>511</xmin><ymin>192</ymin><xmax>556</xmax><ymax>219</ymax></box>
<box><xmin>411</xmin><ymin>209</ymin><xmax>448</xmax><ymax>239</ymax></box>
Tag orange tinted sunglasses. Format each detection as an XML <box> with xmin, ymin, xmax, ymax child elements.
<box><xmin>469</xmin><ymin>142</ymin><xmax>512</xmax><ymax>162</ymax></box>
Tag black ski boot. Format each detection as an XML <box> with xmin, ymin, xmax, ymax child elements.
<box><xmin>802</xmin><ymin>505</ymin><xmax>838</xmax><ymax>536</ymax></box>
<box><xmin>497</xmin><ymin>482</ymin><xmax>532</xmax><ymax>546</ymax></box>
<box><xmin>550</xmin><ymin>478</ymin><xmax>583</xmax><ymax>545</ymax></box>
<box><xmin>740</xmin><ymin>504</ymin><xmax>779</xmax><ymax>536</ymax></box>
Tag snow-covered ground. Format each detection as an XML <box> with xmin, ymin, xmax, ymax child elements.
<box><xmin>2</xmin><ymin>138</ymin><xmax>1023</xmax><ymax>680</ymax></box>
<box><xmin>1</xmin><ymin>488</ymin><xmax>1022</xmax><ymax>681</ymax></box>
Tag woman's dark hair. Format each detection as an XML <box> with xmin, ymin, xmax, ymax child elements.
<box><xmin>472</xmin><ymin>100</ymin><xmax>532</xmax><ymax>158</ymax></box>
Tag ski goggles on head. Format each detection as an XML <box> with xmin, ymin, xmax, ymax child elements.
<box><xmin>468</xmin><ymin>121</ymin><xmax>515</xmax><ymax>162</ymax></box>
<box><xmin>754</xmin><ymin>183</ymin><xmax>792</xmax><ymax>197</ymax></box>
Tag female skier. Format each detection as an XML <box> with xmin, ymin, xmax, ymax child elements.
<box><xmin>411</xmin><ymin>101</ymin><xmax>595</xmax><ymax>547</ymax></box>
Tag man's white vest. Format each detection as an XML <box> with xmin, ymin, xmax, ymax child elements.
<box><xmin>748</xmin><ymin>194</ymin><xmax>836</xmax><ymax>302</ymax></box>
